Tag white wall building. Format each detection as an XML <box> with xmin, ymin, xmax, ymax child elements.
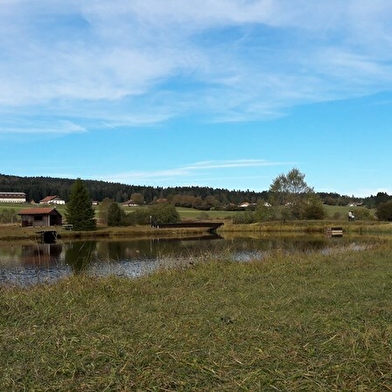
<box><xmin>0</xmin><ymin>192</ymin><xmax>27</xmax><ymax>203</ymax></box>
<box><xmin>40</xmin><ymin>195</ymin><xmax>66</xmax><ymax>205</ymax></box>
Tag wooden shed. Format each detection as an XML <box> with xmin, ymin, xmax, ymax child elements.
<box><xmin>18</xmin><ymin>208</ymin><xmax>63</xmax><ymax>227</ymax></box>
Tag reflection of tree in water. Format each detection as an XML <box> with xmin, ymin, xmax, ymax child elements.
<box><xmin>65</xmin><ymin>241</ymin><xmax>96</xmax><ymax>274</ymax></box>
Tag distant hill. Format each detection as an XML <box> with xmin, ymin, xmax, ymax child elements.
<box><xmin>0</xmin><ymin>173</ymin><xmax>378</xmax><ymax>209</ymax></box>
<box><xmin>0</xmin><ymin>173</ymin><xmax>268</xmax><ymax>208</ymax></box>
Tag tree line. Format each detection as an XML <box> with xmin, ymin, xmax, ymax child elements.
<box><xmin>0</xmin><ymin>173</ymin><xmax>267</xmax><ymax>207</ymax></box>
<box><xmin>0</xmin><ymin>173</ymin><xmax>390</xmax><ymax>210</ymax></box>
<box><xmin>3</xmin><ymin>171</ymin><xmax>392</xmax><ymax>228</ymax></box>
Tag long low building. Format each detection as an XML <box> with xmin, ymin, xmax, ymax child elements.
<box><xmin>0</xmin><ymin>192</ymin><xmax>27</xmax><ymax>203</ymax></box>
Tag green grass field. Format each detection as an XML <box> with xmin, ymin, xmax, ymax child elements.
<box><xmin>0</xmin><ymin>202</ymin><xmax>68</xmax><ymax>216</ymax></box>
<box><xmin>0</xmin><ymin>202</ymin><xmax>374</xmax><ymax>216</ymax></box>
<box><xmin>0</xmin><ymin>202</ymin><xmax>377</xmax><ymax>228</ymax></box>
<box><xmin>2</xmin><ymin>240</ymin><xmax>392</xmax><ymax>390</ymax></box>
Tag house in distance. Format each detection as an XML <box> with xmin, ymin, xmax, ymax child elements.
<box><xmin>40</xmin><ymin>195</ymin><xmax>66</xmax><ymax>205</ymax></box>
<box><xmin>0</xmin><ymin>192</ymin><xmax>26</xmax><ymax>203</ymax></box>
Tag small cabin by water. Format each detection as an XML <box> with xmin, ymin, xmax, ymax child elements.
<box><xmin>18</xmin><ymin>208</ymin><xmax>63</xmax><ymax>227</ymax></box>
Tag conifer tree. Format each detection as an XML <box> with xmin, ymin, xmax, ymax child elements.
<box><xmin>107</xmin><ymin>201</ymin><xmax>125</xmax><ymax>226</ymax></box>
<box><xmin>65</xmin><ymin>178</ymin><xmax>96</xmax><ymax>231</ymax></box>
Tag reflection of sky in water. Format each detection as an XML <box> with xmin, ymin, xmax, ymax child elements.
<box><xmin>88</xmin><ymin>258</ymin><xmax>161</xmax><ymax>279</ymax></box>
<box><xmin>1</xmin><ymin>264</ymin><xmax>71</xmax><ymax>287</ymax></box>
<box><xmin>0</xmin><ymin>235</ymin><xmax>379</xmax><ymax>287</ymax></box>
<box><xmin>320</xmin><ymin>242</ymin><xmax>371</xmax><ymax>255</ymax></box>
<box><xmin>89</xmin><ymin>255</ymin><xmax>198</xmax><ymax>279</ymax></box>
<box><xmin>230</xmin><ymin>250</ymin><xmax>264</xmax><ymax>262</ymax></box>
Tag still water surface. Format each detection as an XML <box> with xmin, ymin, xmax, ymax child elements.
<box><xmin>0</xmin><ymin>234</ymin><xmax>375</xmax><ymax>286</ymax></box>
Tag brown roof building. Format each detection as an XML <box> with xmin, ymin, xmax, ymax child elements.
<box><xmin>18</xmin><ymin>208</ymin><xmax>63</xmax><ymax>227</ymax></box>
<box><xmin>40</xmin><ymin>195</ymin><xmax>66</xmax><ymax>205</ymax></box>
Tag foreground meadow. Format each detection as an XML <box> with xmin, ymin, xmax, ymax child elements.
<box><xmin>1</xmin><ymin>241</ymin><xmax>392</xmax><ymax>391</ymax></box>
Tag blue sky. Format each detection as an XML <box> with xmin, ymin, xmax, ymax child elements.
<box><xmin>1</xmin><ymin>1</ymin><xmax>391</xmax><ymax>198</ymax></box>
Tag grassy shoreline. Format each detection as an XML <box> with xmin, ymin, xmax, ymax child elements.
<box><xmin>2</xmin><ymin>242</ymin><xmax>392</xmax><ymax>390</ymax></box>
<box><xmin>1</xmin><ymin>220</ymin><xmax>392</xmax><ymax>244</ymax></box>
<box><xmin>0</xmin><ymin>224</ymin><xmax>222</xmax><ymax>244</ymax></box>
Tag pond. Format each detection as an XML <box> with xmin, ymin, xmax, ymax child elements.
<box><xmin>0</xmin><ymin>233</ymin><xmax>378</xmax><ymax>287</ymax></box>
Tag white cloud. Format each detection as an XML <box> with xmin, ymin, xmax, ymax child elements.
<box><xmin>183</xmin><ymin>159</ymin><xmax>289</xmax><ymax>170</ymax></box>
<box><xmin>98</xmin><ymin>159</ymin><xmax>291</xmax><ymax>185</ymax></box>
<box><xmin>0</xmin><ymin>118</ymin><xmax>86</xmax><ymax>135</ymax></box>
<box><xmin>0</xmin><ymin>1</ymin><xmax>392</xmax><ymax>134</ymax></box>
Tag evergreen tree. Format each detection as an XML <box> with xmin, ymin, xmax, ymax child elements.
<box><xmin>107</xmin><ymin>202</ymin><xmax>125</xmax><ymax>226</ymax></box>
<box><xmin>65</xmin><ymin>178</ymin><xmax>96</xmax><ymax>231</ymax></box>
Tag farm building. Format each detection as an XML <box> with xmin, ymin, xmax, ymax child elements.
<box><xmin>0</xmin><ymin>192</ymin><xmax>26</xmax><ymax>203</ymax></box>
<box><xmin>40</xmin><ymin>195</ymin><xmax>66</xmax><ymax>205</ymax></box>
<box><xmin>18</xmin><ymin>208</ymin><xmax>63</xmax><ymax>227</ymax></box>
<box><xmin>122</xmin><ymin>199</ymin><xmax>139</xmax><ymax>207</ymax></box>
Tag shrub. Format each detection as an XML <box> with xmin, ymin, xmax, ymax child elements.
<box><xmin>148</xmin><ymin>203</ymin><xmax>180</xmax><ymax>225</ymax></box>
<box><xmin>353</xmin><ymin>207</ymin><xmax>375</xmax><ymax>221</ymax></box>
<box><xmin>123</xmin><ymin>209</ymin><xmax>150</xmax><ymax>226</ymax></box>
<box><xmin>232</xmin><ymin>211</ymin><xmax>255</xmax><ymax>224</ymax></box>
<box><xmin>0</xmin><ymin>208</ymin><xmax>17</xmax><ymax>223</ymax></box>
<box><xmin>332</xmin><ymin>212</ymin><xmax>341</xmax><ymax>220</ymax></box>
<box><xmin>196</xmin><ymin>212</ymin><xmax>210</xmax><ymax>220</ymax></box>
<box><xmin>376</xmin><ymin>200</ymin><xmax>392</xmax><ymax>221</ymax></box>
<box><xmin>302</xmin><ymin>204</ymin><xmax>326</xmax><ymax>220</ymax></box>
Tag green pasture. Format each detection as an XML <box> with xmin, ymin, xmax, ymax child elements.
<box><xmin>175</xmin><ymin>205</ymin><xmax>376</xmax><ymax>221</ymax></box>
<box><xmin>0</xmin><ymin>202</ymin><xmax>376</xmax><ymax>224</ymax></box>
<box><xmin>0</xmin><ymin>203</ymin><xmax>236</xmax><ymax>221</ymax></box>
<box><xmin>0</xmin><ymin>202</ymin><xmax>67</xmax><ymax>216</ymax></box>
<box><xmin>323</xmin><ymin>204</ymin><xmax>375</xmax><ymax>219</ymax></box>
<box><xmin>120</xmin><ymin>206</ymin><xmax>238</xmax><ymax>220</ymax></box>
<box><xmin>0</xmin><ymin>203</ymin><xmax>26</xmax><ymax>215</ymax></box>
<box><xmin>124</xmin><ymin>205</ymin><xmax>375</xmax><ymax>221</ymax></box>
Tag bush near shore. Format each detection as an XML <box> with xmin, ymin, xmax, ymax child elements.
<box><xmin>2</xmin><ymin>241</ymin><xmax>392</xmax><ymax>391</ymax></box>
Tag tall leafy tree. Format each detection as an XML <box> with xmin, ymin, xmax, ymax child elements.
<box><xmin>65</xmin><ymin>178</ymin><xmax>96</xmax><ymax>231</ymax></box>
<box><xmin>130</xmin><ymin>192</ymin><xmax>144</xmax><ymax>205</ymax></box>
<box><xmin>269</xmin><ymin>168</ymin><xmax>313</xmax><ymax>206</ymax></box>
<box><xmin>269</xmin><ymin>168</ymin><xmax>323</xmax><ymax>220</ymax></box>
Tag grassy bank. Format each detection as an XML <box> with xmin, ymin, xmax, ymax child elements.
<box><xmin>220</xmin><ymin>220</ymin><xmax>392</xmax><ymax>236</ymax></box>
<box><xmin>2</xmin><ymin>242</ymin><xmax>392</xmax><ymax>391</ymax></box>
<box><xmin>1</xmin><ymin>219</ymin><xmax>392</xmax><ymax>244</ymax></box>
<box><xmin>0</xmin><ymin>224</ymin><xmax>221</xmax><ymax>244</ymax></box>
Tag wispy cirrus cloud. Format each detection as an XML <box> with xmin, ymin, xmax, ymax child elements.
<box><xmin>0</xmin><ymin>1</ymin><xmax>392</xmax><ymax>135</ymax></box>
<box><xmin>182</xmin><ymin>159</ymin><xmax>290</xmax><ymax>170</ymax></box>
<box><xmin>0</xmin><ymin>118</ymin><xmax>86</xmax><ymax>136</ymax></box>
<box><xmin>98</xmin><ymin>159</ymin><xmax>292</xmax><ymax>186</ymax></box>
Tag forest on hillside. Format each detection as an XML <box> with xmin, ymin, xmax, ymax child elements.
<box><xmin>0</xmin><ymin>173</ymin><xmax>389</xmax><ymax>210</ymax></box>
